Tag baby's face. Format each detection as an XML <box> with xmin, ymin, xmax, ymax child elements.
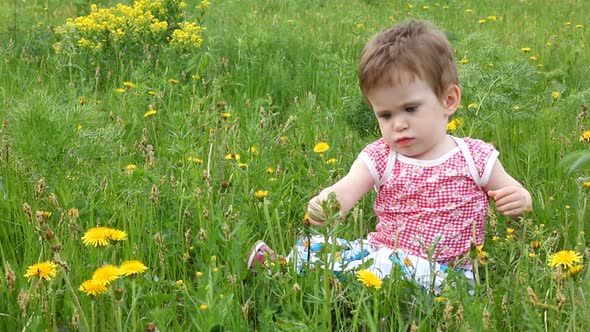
<box><xmin>366</xmin><ymin>79</ymin><xmax>457</xmax><ymax>160</ymax></box>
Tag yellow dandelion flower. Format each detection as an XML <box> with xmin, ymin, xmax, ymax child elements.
<box><xmin>520</xmin><ymin>47</ymin><xmax>531</xmax><ymax>52</ymax></box>
<box><xmin>82</xmin><ymin>227</ymin><xmax>127</xmax><ymax>247</ymax></box>
<box><xmin>551</xmin><ymin>91</ymin><xmax>560</xmax><ymax>100</ymax></box>
<box><xmin>476</xmin><ymin>245</ymin><xmax>489</xmax><ymax>264</ymax></box>
<box><xmin>465</xmin><ymin>8</ymin><xmax>473</xmax><ymax>14</ymax></box>
<box><xmin>492</xmin><ymin>235</ymin><xmax>500</xmax><ymax>241</ymax></box>
<box><xmin>200</xmin><ymin>304</ymin><xmax>208</xmax><ymax>310</ymax></box>
<box><xmin>123</xmin><ymin>82</ymin><xmax>134</xmax><ymax>89</ymax></box>
<box><xmin>479</xmin><ymin>19</ymin><xmax>486</xmax><ymax>24</ymax></box>
<box><xmin>446</xmin><ymin>118</ymin><xmax>464</xmax><ymax>132</ymax></box>
<box><xmin>531</xmin><ymin>241</ymin><xmax>541</xmax><ymax>249</ymax></box>
<box><xmin>423</xmin><ymin>5</ymin><xmax>429</xmax><ymax>10</ymax></box>
<box><xmin>79</xmin><ymin>279</ymin><xmax>108</xmax><ymax>296</ymax></box>
<box><xmin>196</xmin><ymin>271</ymin><xmax>204</xmax><ymax>277</ymax></box>
<box><xmin>434</xmin><ymin>296</ymin><xmax>447</xmax><ymax>302</ymax></box>
<box><xmin>487</xmin><ymin>15</ymin><xmax>498</xmax><ymax>20</ymax></box>
<box><xmin>107</xmin><ymin>228</ymin><xmax>127</xmax><ymax>242</ymax></box>
<box><xmin>115</xmin><ymin>88</ymin><xmax>126</xmax><ymax>93</ymax></box>
<box><xmin>326</xmin><ymin>158</ymin><xmax>338</xmax><ymax>164</ymax></box>
<box><xmin>144</xmin><ymin>109</ymin><xmax>157</xmax><ymax>117</ymax></box>
<box><xmin>279</xmin><ymin>136</ymin><xmax>288</xmax><ymax>143</ymax></box>
<box><xmin>528</xmin><ymin>252</ymin><xmax>537</xmax><ymax>258</ymax></box>
<box><xmin>148</xmin><ymin>90</ymin><xmax>157</xmax><ymax>96</ymax></box>
<box><xmin>313</xmin><ymin>142</ymin><xmax>330</xmax><ymax>153</ymax></box>
<box><xmin>579</xmin><ymin>131</ymin><xmax>590</xmax><ymax>142</ymax></box>
<box><xmin>188</xmin><ymin>157</ymin><xmax>203</xmax><ymax>164</ymax></box>
<box><xmin>82</xmin><ymin>227</ymin><xmax>112</xmax><ymax>247</ymax></box>
<box><xmin>467</xmin><ymin>103</ymin><xmax>478</xmax><ymax>109</ymax></box>
<box><xmin>169</xmin><ymin>78</ymin><xmax>179</xmax><ymax>84</ymax></box>
<box><xmin>119</xmin><ymin>260</ymin><xmax>148</xmax><ymax>276</ymax></box>
<box><xmin>221</xmin><ymin>112</ymin><xmax>231</xmax><ymax>119</ymax></box>
<box><xmin>238</xmin><ymin>163</ymin><xmax>248</xmax><ymax>169</ymax></box>
<box><xmin>303</xmin><ymin>212</ymin><xmax>310</xmax><ymax>225</ymax></box>
<box><xmin>568</xmin><ymin>265</ymin><xmax>584</xmax><ymax>277</ymax></box>
<box><xmin>546</xmin><ymin>42</ymin><xmax>552</xmax><ymax>47</ymax></box>
<box><xmin>92</xmin><ymin>265</ymin><xmax>123</xmax><ymax>285</ymax></box>
<box><xmin>265</xmin><ymin>167</ymin><xmax>274</xmax><ymax>173</ymax></box>
<box><xmin>24</xmin><ymin>261</ymin><xmax>58</xmax><ymax>281</ymax></box>
<box><xmin>225</xmin><ymin>153</ymin><xmax>240</xmax><ymax>160</ymax></box>
<box><xmin>529</xmin><ymin>55</ymin><xmax>538</xmax><ymax>61</ymax></box>
<box><xmin>249</xmin><ymin>146</ymin><xmax>259</xmax><ymax>154</ymax></box>
<box><xmin>176</xmin><ymin>279</ymin><xmax>184</xmax><ymax>286</ymax></box>
<box><xmin>575</xmin><ymin>24</ymin><xmax>583</xmax><ymax>29</ymax></box>
<box><xmin>126</xmin><ymin>164</ymin><xmax>137</xmax><ymax>175</ymax></box>
<box><xmin>459</xmin><ymin>58</ymin><xmax>469</xmax><ymax>64</ymax></box>
<box><xmin>488</xmin><ymin>63</ymin><xmax>495</xmax><ymax>68</ymax></box>
<box><xmin>255</xmin><ymin>190</ymin><xmax>269</xmax><ymax>199</ymax></box>
<box><xmin>213</xmin><ymin>267</ymin><xmax>219</xmax><ymax>273</ymax></box>
<box><xmin>78</xmin><ymin>96</ymin><xmax>87</xmax><ymax>105</ymax></box>
<box><xmin>548</xmin><ymin>250</ymin><xmax>582</xmax><ymax>269</ymax></box>
<box><xmin>582</xmin><ymin>181</ymin><xmax>590</xmax><ymax>189</ymax></box>
<box><xmin>356</xmin><ymin>269</ymin><xmax>382</xmax><ymax>289</ymax></box>
<box><xmin>512</xmin><ymin>105</ymin><xmax>521</xmax><ymax>110</ymax></box>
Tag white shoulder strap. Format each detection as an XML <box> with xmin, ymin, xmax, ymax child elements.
<box><xmin>375</xmin><ymin>151</ymin><xmax>397</xmax><ymax>191</ymax></box>
<box><xmin>451</xmin><ymin>136</ymin><xmax>482</xmax><ymax>187</ymax></box>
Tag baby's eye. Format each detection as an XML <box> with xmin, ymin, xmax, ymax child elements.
<box><xmin>405</xmin><ymin>105</ymin><xmax>417</xmax><ymax>113</ymax></box>
<box><xmin>379</xmin><ymin>113</ymin><xmax>392</xmax><ymax>119</ymax></box>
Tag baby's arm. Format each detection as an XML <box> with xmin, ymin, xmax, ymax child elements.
<box><xmin>484</xmin><ymin>160</ymin><xmax>532</xmax><ymax>218</ymax></box>
<box><xmin>307</xmin><ymin>158</ymin><xmax>375</xmax><ymax>226</ymax></box>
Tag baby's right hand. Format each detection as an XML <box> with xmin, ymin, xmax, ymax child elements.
<box><xmin>307</xmin><ymin>196</ymin><xmax>326</xmax><ymax>226</ymax></box>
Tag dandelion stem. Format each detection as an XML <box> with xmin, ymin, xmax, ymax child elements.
<box><xmin>61</xmin><ymin>273</ymin><xmax>90</xmax><ymax>331</ymax></box>
<box><xmin>351</xmin><ymin>288</ymin><xmax>366</xmax><ymax>331</ymax></box>
<box><xmin>91</xmin><ymin>299</ymin><xmax>96</xmax><ymax>332</ymax></box>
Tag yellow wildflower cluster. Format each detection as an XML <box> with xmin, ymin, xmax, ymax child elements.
<box><xmin>169</xmin><ymin>22</ymin><xmax>206</xmax><ymax>49</ymax></box>
<box><xmin>53</xmin><ymin>0</ymin><xmax>206</xmax><ymax>57</ymax></box>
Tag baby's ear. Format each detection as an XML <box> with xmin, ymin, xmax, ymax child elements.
<box><xmin>443</xmin><ymin>84</ymin><xmax>461</xmax><ymax>116</ymax></box>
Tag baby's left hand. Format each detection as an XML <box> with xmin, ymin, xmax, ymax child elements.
<box><xmin>488</xmin><ymin>186</ymin><xmax>532</xmax><ymax>218</ymax></box>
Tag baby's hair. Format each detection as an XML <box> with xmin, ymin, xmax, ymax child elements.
<box><xmin>358</xmin><ymin>20</ymin><xmax>458</xmax><ymax>100</ymax></box>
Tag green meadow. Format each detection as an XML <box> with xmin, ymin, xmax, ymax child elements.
<box><xmin>1</xmin><ymin>0</ymin><xmax>590</xmax><ymax>330</ymax></box>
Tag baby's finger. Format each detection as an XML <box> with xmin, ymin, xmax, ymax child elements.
<box><xmin>493</xmin><ymin>192</ymin><xmax>518</xmax><ymax>207</ymax></box>
<box><xmin>496</xmin><ymin>200</ymin><xmax>521</xmax><ymax>213</ymax></box>
<box><xmin>502</xmin><ymin>208</ymin><xmax>524</xmax><ymax>218</ymax></box>
<box><xmin>488</xmin><ymin>189</ymin><xmax>509</xmax><ymax>201</ymax></box>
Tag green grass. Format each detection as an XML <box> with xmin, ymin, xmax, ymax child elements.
<box><xmin>1</xmin><ymin>0</ymin><xmax>590</xmax><ymax>330</ymax></box>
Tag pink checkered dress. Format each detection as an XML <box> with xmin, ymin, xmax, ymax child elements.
<box><xmin>358</xmin><ymin>136</ymin><xmax>498</xmax><ymax>264</ymax></box>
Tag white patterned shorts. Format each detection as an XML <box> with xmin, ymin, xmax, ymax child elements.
<box><xmin>286</xmin><ymin>235</ymin><xmax>474</xmax><ymax>293</ymax></box>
